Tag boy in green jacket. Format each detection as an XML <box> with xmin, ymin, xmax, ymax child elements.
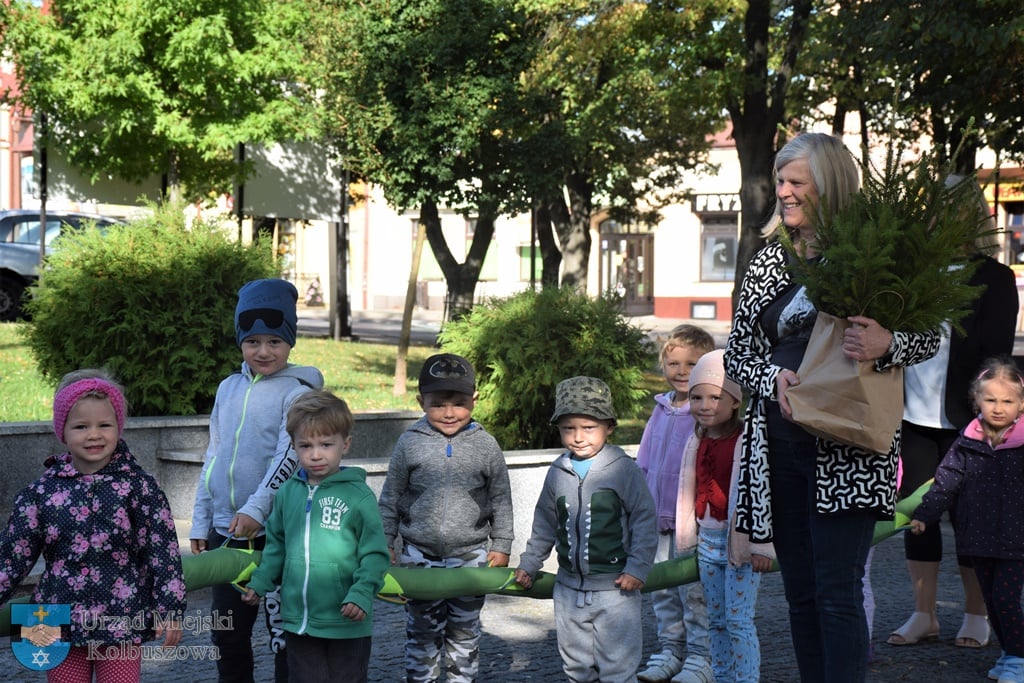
<box><xmin>242</xmin><ymin>390</ymin><xmax>389</xmax><ymax>683</ymax></box>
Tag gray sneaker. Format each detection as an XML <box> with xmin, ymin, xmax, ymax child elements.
<box><xmin>670</xmin><ymin>655</ymin><xmax>714</xmax><ymax>683</ymax></box>
<box><xmin>637</xmin><ymin>651</ymin><xmax>683</xmax><ymax>682</ymax></box>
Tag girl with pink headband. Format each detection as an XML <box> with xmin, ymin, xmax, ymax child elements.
<box><xmin>0</xmin><ymin>369</ymin><xmax>186</xmax><ymax>682</ymax></box>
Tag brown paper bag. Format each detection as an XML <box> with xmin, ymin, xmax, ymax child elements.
<box><xmin>786</xmin><ymin>312</ymin><xmax>904</xmax><ymax>454</ymax></box>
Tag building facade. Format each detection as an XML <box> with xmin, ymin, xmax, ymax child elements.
<box><xmin>7</xmin><ymin>104</ymin><xmax>1022</xmax><ymax>325</ymax></box>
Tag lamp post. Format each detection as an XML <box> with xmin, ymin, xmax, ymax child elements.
<box><xmin>36</xmin><ymin>112</ymin><xmax>47</xmax><ymax>264</ymax></box>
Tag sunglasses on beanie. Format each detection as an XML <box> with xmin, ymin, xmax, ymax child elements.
<box><xmin>238</xmin><ymin>308</ymin><xmax>285</xmax><ymax>332</ymax></box>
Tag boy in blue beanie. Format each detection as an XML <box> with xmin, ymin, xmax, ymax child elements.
<box><xmin>190</xmin><ymin>278</ymin><xmax>324</xmax><ymax>683</ymax></box>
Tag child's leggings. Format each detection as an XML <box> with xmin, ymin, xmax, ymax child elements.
<box><xmin>698</xmin><ymin>524</ymin><xmax>762</xmax><ymax>683</ymax></box>
<box><xmin>47</xmin><ymin>645</ymin><xmax>141</xmax><ymax>683</ymax></box>
<box><xmin>973</xmin><ymin>556</ymin><xmax>1024</xmax><ymax>657</ymax></box>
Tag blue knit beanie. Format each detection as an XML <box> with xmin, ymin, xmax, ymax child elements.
<box><xmin>235</xmin><ymin>279</ymin><xmax>298</xmax><ymax>347</ymax></box>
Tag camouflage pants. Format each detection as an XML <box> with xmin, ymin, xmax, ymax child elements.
<box><xmin>401</xmin><ymin>544</ymin><xmax>488</xmax><ymax>683</ymax></box>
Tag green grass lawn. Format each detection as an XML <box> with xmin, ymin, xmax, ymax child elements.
<box><xmin>0</xmin><ymin>323</ymin><xmax>661</xmax><ymax>444</ymax></box>
<box><xmin>0</xmin><ymin>323</ymin><xmax>431</xmax><ymax>421</ymax></box>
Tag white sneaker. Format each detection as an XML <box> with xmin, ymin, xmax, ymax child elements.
<box><xmin>670</xmin><ymin>655</ymin><xmax>715</xmax><ymax>683</ymax></box>
<box><xmin>637</xmin><ymin>651</ymin><xmax>683</xmax><ymax>682</ymax></box>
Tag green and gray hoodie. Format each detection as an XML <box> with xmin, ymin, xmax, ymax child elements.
<box><xmin>247</xmin><ymin>465</ymin><xmax>389</xmax><ymax>639</ymax></box>
<box><xmin>517</xmin><ymin>443</ymin><xmax>658</xmax><ymax>591</ymax></box>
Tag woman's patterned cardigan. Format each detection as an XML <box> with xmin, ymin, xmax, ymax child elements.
<box><xmin>724</xmin><ymin>240</ymin><xmax>939</xmax><ymax>543</ymax></box>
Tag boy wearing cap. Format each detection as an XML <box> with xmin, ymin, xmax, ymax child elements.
<box><xmin>514</xmin><ymin>376</ymin><xmax>658</xmax><ymax>683</ymax></box>
<box><xmin>378</xmin><ymin>353</ymin><xmax>514</xmax><ymax>683</ymax></box>
<box><xmin>189</xmin><ymin>278</ymin><xmax>325</xmax><ymax>683</ymax></box>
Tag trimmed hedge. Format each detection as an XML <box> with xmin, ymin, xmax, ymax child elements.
<box><xmin>438</xmin><ymin>287</ymin><xmax>654</xmax><ymax>449</ymax></box>
<box><xmin>23</xmin><ymin>206</ymin><xmax>279</xmax><ymax>415</ymax></box>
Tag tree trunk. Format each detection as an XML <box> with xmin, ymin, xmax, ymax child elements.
<box><xmin>557</xmin><ymin>171</ymin><xmax>594</xmax><ymax>291</ymax></box>
<box><xmin>421</xmin><ymin>197</ymin><xmax>497</xmax><ymax>322</ymax></box>
<box><xmin>728</xmin><ymin>0</ymin><xmax>814</xmax><ymax>312</ymax></box>
<box><xmin>535</xmin><ymin>198</ymin><xmax>563</xmax><ymax>289</ymax></box>
<box><xmin>730</xmin><ymin>121</ymin><xmax>775</xmax><ymax>312</ymax></box>
<box><xmin>333</xmin><ymin>169</ymin><xmax>353</xmax><ymax>340</ymax></box>
<box><xmin>166</xmin><ymin>150</ymin><xmax>182</xmax><ymax>205</ymax></box>
<box><xmin>395</xmin><ymin>221</ymin><xmax>426</xmax><ymax>396</ymax></box>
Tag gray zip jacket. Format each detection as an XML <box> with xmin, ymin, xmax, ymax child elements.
<box><xmin>190</xmin><ymin>361</ymin><xmax>324</xmax><ymax>539</ymax></box>
<box><xmin>378</xmin><ymin>416</ymin><xmax>514</xmax><ymax>557</ymax></box>
<box><xmin>518</xmin><ymin>444</ymin><xmax>658</xmax><ymax>591</ymax></box>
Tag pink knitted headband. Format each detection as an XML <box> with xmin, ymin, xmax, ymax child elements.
<box><xmin>53</xmin><ymin>378</ymin><xmax>127</xmax><ymax>443</ymax></box>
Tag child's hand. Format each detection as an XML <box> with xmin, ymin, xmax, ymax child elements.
<box><xmin>240</xmin><ymin>588</ymin><xmax>261</xmax><ymax>606</ymax></box>
<box><xmin>341</xmin><ymin>603</ymin><xmax>366</xmax><ymax>621</ymax></box>
<box><xmin>486</xmin><ymin>551</ymin><xmax>510</xmax><ymax>568</ymax></box>
<box><xmin>190</xmin><ymin>539</ymin><xmax>207</xmax><ymax>555</ymax></box>
<box><xmin>910</xmin><ymin>520</ymin><xmax>926</xmax><ymax>535</ymax></box>
<box><xmin>751</xmin><ymin>554</ymin><xmax>773</xmax><ymax>573</ymax></box>
<box><xmin>615</xmin><ymin>573</ymin><xmax>644</xmax><ymax>592</ymax></box>
<box><xmin>229</xmin><ymin>513</ymin><xmax>263</xmax><ymax>541</ymax></box>
<box><xmin>513</xmin><ymin>568</ymin><xmax>533</xmax><ymax>589</ymax></box>
<box><xmin>388</xmin><ymin>547</ymin><xmax>397</xmax><ymax>565</ymax></box>
<box><xmin>154</xmin><ymin>617</ymin><xmax>183</xmax><ymax>648</ymax></box>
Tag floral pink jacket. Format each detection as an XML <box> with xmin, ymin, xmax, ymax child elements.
<box><xmin>0</xmin><ymin>440</ymin><xmax>186</xmax><ymax>646</ymax></box>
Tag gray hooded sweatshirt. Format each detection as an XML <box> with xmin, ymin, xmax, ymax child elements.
<box><xmin>378</xmin><ymin>416</ymin><xmax>514</xmax><ymax>558</ymax></box>
<box><xmin>191</xmin><ymin>361</ymin><xmax>324</xmax><ymax>539</ymax></box>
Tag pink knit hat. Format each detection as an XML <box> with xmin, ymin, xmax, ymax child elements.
<box><xmin>53</xmin><ymin>378</ymin><xmax>127</xmax><ymax>443</ymax></box>
<box><xmin>688</xmin><ymin>349</ymin><xmax>742</xmax><ymax>401</ymax></box>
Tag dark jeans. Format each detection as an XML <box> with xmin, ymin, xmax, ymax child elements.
<box><xmin>206</xmin><ymin>532</ymin><xmax>288</xmax><ymax>683</ymax></box>
<box><xmin>285</xmin><ymin>632</ymin><xmax>372</xmax><ymax>683</ymax></box>
<box><xmin>768</xmin><ymin>438</ymin><xmax>876</xmax><ymax>683</ymax></box>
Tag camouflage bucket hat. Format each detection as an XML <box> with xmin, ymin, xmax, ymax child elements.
<box><xmin>551</xmin><ymin>376</ymin><xmax>617</xmax><ymax>425</ymax></box>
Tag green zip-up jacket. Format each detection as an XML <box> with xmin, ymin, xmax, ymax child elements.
<box><xmin>246</xmin><ymin>465</ymin><xmax>389</xmax><ymax>639</ymax></box>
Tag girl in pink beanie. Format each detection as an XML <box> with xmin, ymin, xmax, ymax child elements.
<box><xmin>0</xmin><ymin>369</ymin><xmax>185</xmax><ymax>682</ymax></box>
<box><xmin>675</xmin><ymin>350</ymin><xmax>774</xmax><ymax>682</ymax></box>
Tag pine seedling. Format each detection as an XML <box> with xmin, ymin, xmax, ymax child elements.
<box><xmin>781</xmin><ymin>137</ymin><xmax>989</xmax><ymax>334</ymax></box>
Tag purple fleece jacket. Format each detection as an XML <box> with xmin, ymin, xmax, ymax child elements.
<box><xmin>635</xmin><ymin>391</ymin><xmax>697</xmax><ymax>533</ymax></box>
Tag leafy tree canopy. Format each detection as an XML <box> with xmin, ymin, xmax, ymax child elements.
<box><xmin>0</xmin><ymin>0</ymin><xmax>315</xmax><ymax>200</ymax></box>
<box><xmin>795</xmin><ymin>0</ymin><xmax>1024</xmax><ymax>170</ymax></box>
<box><xmin>309</xmin><ymin>0</ymin><xmax>730</xmax><ymax>294</ymax></box>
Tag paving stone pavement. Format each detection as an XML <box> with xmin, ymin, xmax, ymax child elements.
<box><xmin>0</xmin><ymin>519</ymin><xmax>1003</xmax><ymax>682</ymax></box>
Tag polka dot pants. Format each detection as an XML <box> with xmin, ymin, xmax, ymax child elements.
<box><xmin>47</xmin><ymin>645</ymin><xmax>142</xmax><ymax>683</ymax></box>
<box><xmin>973</xmin><ymin>557</ymin><xmax>1024</xmax><ymax>657</ymax></box>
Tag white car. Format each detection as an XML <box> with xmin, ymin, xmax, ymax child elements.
<box><xmin>0</xmin><ymin>209</ymin><xmax>124</xmax><ymax>321</ymax></box>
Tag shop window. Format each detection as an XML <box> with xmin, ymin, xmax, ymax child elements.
<box><xmin>412</xmin><ymin>219</ymin><xmax>443</xmax><ymax>280</ymax></box>
<box><xmin>1006</xmin><ymin>203</ymin><xmax>1024</xmax><ymax>264</ymax></box>
<box><xmin>700</xmin><ymin>215</ymin><xmax>738</xmax><ymax>282</ymax></box>
<box><xmin>469</xmin><ymin>218</ymin><xmax>499</xmax><ymax>281</ymax></box>
<box><xmin>413</xmin><ymin>217</ymin><xmax>498</xmax><ymax>281</ymax></box>
<box><xmin>518</xmin><ymin>245</ymin><xmax>544</xmax><ymax>281</ymax></box>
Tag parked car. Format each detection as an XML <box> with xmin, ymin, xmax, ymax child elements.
<box><xmin>0</xmin><ymin>209</ymin><xmax>124</xmax><ymax>321</ymax></box>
